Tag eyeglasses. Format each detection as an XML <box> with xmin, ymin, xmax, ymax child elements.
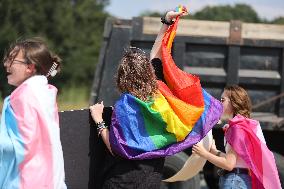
<box><xmin>3</xmin><ymin>57</ymin><xmax>26</xmax><ymax>67</ymax></box>
<box><xmin>220</xmin><ymin>97</ymin><xmax>230</xmax><ymax>103</ymax></box>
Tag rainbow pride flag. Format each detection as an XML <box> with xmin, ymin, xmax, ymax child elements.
<box><xmin>226</xmin><ymin>115</ymin><xmax>281</xmax><ymax>189</ymax></box>
<box><xmin>0</xmin><ymin>76</ymin><xmax>66</xmax><ymax>189</ymax></box>
<box><xmin>109</xmin><ymin>16</ymin><xmax>223</xmax><ymax>159</ymax></box>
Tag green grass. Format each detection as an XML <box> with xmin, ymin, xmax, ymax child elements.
<box><xmin>58</xmin><ymin>85</ymin><xmax>90</xmax><ymax>111</ymax></box>
<box><xmin>0</xmin><ymin>86</ymin><xmax>89</xmax><ymax>113</ymax></box>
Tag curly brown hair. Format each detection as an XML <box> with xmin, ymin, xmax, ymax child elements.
<box><xmin>116</xmin><ymin>48</ymin><xmax>158</xmax><ymax>102</ymax></box>
<box><xmin>224</xmin><ymin>85</ymin><xmax>252</xmax><ymax>118</ymax></box>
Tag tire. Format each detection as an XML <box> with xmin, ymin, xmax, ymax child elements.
<box><xmin>161</xmin><ymin>152</ymin><xmax>200</xmax><ymax>189</ymax></box>
<box><xmin>273</xmin><ymin>152</ymin><xmax>284</xmax><ymax>188</ymax></box>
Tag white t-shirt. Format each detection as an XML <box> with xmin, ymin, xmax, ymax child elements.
<box><xmin>224</xmin><ymin>123</ymin><xmax>266</xmax><ymax>168</ymax></box>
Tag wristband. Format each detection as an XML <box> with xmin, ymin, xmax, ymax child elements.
<box><xmin>216</xmin><ymin>151</ymin><xmax>221</xmax><ymax>156</ymax></box>
<box><xmin>98</xmin><ymin>127</ymin><xmax>108</xmax><ymax>136</ymax></box>
<box><xmin>161</xmin><ymin>15</ymin><xmax>174</xmax><ymax>25</ymax></box>
<box><xmin>96</xmin><ymin>121</ymin><xmax>109</xmax><ymax>135</ymax></box>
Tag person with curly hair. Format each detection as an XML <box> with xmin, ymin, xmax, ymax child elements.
<box><xmin>89</xmin><ymin>8</ymin><xmax>222</xmax><ymax>189</ymax></box>
<box><xmin>89</xmin><ymin>10</ymin><xmax>186</xmax><ymax>189</ymax></box>
<box><xmin>90</xmin><ymin>47</ymin><xmax>166</xmax><ymax>189</ymax></box>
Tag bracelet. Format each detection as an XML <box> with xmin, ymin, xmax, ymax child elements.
<box><xmin>161</xmin><ymin>15</ymin><xmax>174</xmax><ymax>25</ymax></box>
<box><xmin>216</xmin><ymin>151</ymin><xmax>221</xmax><ymax>157</ymax></box>
<box><xmin>98</xmin><ymin>127</ymin><xmax>108</xmax><ymax>136</ymax></box>
<box><xmin>96</xmin><ymin>121</ymin><xmax>108</xmax><ymax>135</ymax></box>
<box><xmin>96</xmin><ymin>121</ymin><xmax>107</xmax><ymax>130</ymax></box>
<box><xmin>96</xmin><ymin>121</ymin><xmax>105</xmax><ymax>127</ymax></box>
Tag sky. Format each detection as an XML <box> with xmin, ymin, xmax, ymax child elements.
<box><xmin>106</xmin><ymin>0</ymin><xmax>284</xmax><ymax>21</ymax></box>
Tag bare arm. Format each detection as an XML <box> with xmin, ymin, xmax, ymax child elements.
<box><xmin>150</xmin><ymin>11</ymin><xmax>187</xmax><ymax>60</ymax></box>
<box><xmin>150</xmin><ymin>24</ymin><xmax>169</xmax><ymax>60</ymax></box>
<box><xmin>192</xmin><ymin>142</ymin><xmax>237</xmax><ymax>171</ymax></box>
<box><xmin>89</xmin><ymin>102</ymin><xmax>113</xmax><ymax>154</ymax></box>
<box><xmin>99</xmin><ymin>128</ymin><xmax>112</xmax><ymax>154</ymax></box>
<box><xmin>202</xmin><ymin>148</ymin><xmax>237</xmax><ymax>171</ymax></box>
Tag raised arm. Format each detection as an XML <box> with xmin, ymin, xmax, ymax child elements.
<box><xmin>150</xmin><ymin>11</ymin><xmax>187</xmax><ymax>60</ymax></box>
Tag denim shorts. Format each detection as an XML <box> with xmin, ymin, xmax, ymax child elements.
<box><xmin>219</xmin><ymin>172</ymin><xmax>251</xmax><ymax>189</ymax></box>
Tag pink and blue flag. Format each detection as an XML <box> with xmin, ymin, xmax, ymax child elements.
<box><xmin>0</xmin><ymin>76</ymin><xmax>66</xmax><ymax>189</ymax></box>
<box><xmin>225</xmin><ymin>115</ymin><xmax>282</xmax><ymax>189</ymax></box>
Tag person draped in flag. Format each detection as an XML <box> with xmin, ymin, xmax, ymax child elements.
<box><xmin>89</xmin><ymin>6</ymin><xmax>222</xmax><ymax>189</ymax></box>
<box><xmin>192</xmin><ymin>85</ymin><xmax>281</xmax><ymax>189</ymax></box>
<box><xmin>0</xmin><ymin>38</ymin><xmax>67</xmax><ymax>189</ymax></box>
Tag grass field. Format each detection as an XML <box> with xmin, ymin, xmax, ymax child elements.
<box><xmin>0</xmin><ymin>86</ymin><xmax>90</xmax><ymax>114</ymax></box>
<box><xmin>57</xmin><ymin>85</ymin><xmax>90</xmax><ymax>111</ymax></box>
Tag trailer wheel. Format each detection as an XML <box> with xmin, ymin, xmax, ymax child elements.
<box><xmin>274</xmin><ymin>152</ymin><xmax>284</xmax><ymax>187</ymax></box>
<box><xmin>161</xmin><ymin>152</ymin><xmax>200</xmax><ymax>189</ymax></box>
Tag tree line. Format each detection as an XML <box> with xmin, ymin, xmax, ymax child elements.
<box><xmin>1</xmin><ymin>2</ymin><xmax>283</xmax><ymax>98</ymax></box>
<box><xmin>0</xmin><ymin>0</ymin><xmax>109</xmax><ymax>97</ymax></box>
<box><xmin>141</xmin><ymin>4</ymin><xmax>284</xmax><ymax>24</ymax></box>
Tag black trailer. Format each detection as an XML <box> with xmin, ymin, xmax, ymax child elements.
<box><xmin>60</xmin><ymin>17</ymin><xmax>284</xmax><ymax>189</ymax></box>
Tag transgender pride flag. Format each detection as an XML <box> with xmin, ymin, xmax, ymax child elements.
<box><xmin>0</xmin><ymin>76</ymin><xmax>66</xmax><ymax>189</ymax></box>
<box><xmin>226</xmin><ymin>115</ymin><xmax>282</xmax><ymax>189</ymax></box>
<box><xmin>109</xmin><ymin>16</ymin><xmax>223</xmax><ymax>159</ymax></box>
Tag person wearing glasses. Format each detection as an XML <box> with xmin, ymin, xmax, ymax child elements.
<box><xmin>0</xmin><ymin>38</ymin><xmax>67</xmax><ymax>189</ymax></box>
<box><xmin>192</xmin><ymin>85</ymin><xmax>281</xmax><ymax>189</ymax></box>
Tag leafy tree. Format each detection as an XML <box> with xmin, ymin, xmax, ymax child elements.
<box><xmin>139</xmin><ymin>4</ymin><xmax>261</xmax><ymax>23</ymax></box>
<box><xmin>272</xmin><ymin>17</ymin><xmax>284</xmax><ymax>25</ymax></box>
<box><xmin>0</xmin><ymin>0</ymin><xmax>109</xmax><ymax>98</ymax></box>
<box><xmin>193</xmin><ymin>4</ymin><xmax>261</xmax><ymax>23</ymax></box>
